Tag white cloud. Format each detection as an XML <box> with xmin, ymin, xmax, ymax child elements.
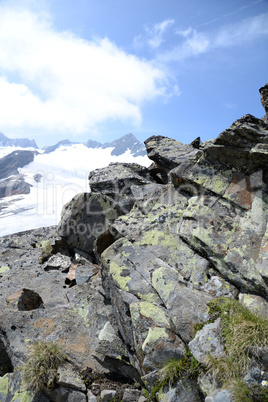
<box><xmin>158</xmin><ymin>13</ymin><xmax>268</xmax><ymax>63</ymax></box>
<box><xmin>146</xmin><ymin>19</ymin><xmax>175</xmax><ymax>48</ymax></box>
<box><xmin>0</xmin><ymin>5</ymin><xmax>170</xmax><ymax>138</ymax></box>
<box><xmin>134</xmin><ymin>18</ymin><xmax>174</xmax><ymax>50</ymax></box>
<box><xmin>214</xmin><ymin>13</ymin><xmax>268</xmax><ymax>47</ymax></box>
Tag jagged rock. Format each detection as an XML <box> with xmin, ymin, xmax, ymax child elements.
<box><xmin>76</xmin><ymin>263</ymin><xmax>99</xmax><ymax>285</ymax></box>
<box><xmin>88</xmin><ymin>162</ymin><xmax>155</xmax><ymax>213</ymax></box>
<box><xmin>0</xmin><ymin>372</ymin><xmax>49</xmax><ymax>402</ymax></box>
<box><xmin>6</xmin><ymin>288</ymin><xmax>44</xmax><ymax>311</ymax></box>
<box><xmin>47</xmin><ymin>386</ymin><xmax>87</xmax><ymax>402</ymax></box>
<box><xmin>87</xmin><ymin>389</ymin><xmax>97</xmax><ymax>401</ymax></box>
<box><xmin>0</xmin><ymin>174</ymin><xmax>32</xmax><ymax>198</ymax></box>
<box><xmin>205</xmin><ymin>389</ymin><xmax>234</xmax><ymax>402</ymax></box>
<box><xmin>58</xmin><ymin>192</ymin><xmax>123</xmax><ymax>256</ymax></box>
<box><xmin>57</xmin><ymin>362</ymin><xmax>86</xmax><ymax>391</ymax></box>
<box><xmin>259</xmin><ymin>83</ymin><xmax>268</xmax><ymax>123</ymax></box>
<box><xmin>122</xmin><ymin>388</ymin><xmax>142</xmax><ymax>401</ymax></box>
<box><xmin>44</xmin><ymin>253</ymin><xmax>72</xmax><ymax>272</ymax></box>
<box><xmin>158</xmin><ymin>379</ymin><xmax>202</xmax><ymax>401</ymax></box>
<box><xmin>239</xmin><ymin>293</ymin><xmax>268</xmax><ymax>318</ymax></box>
<box><xmin>100</xmin><ymin>389</ymin><xmax>117</xmax><ymax>401</ymax></box>
<box><xmin>145</xmin><ymin>135</ymin><xmax>201</xmax><ymax>170</ymax></box>
<box><xmin>1</xmin><ymin>87</ymin><xmax>268</xmax><ymax>400</ymax></box>
<box><xmin>189</xmin><ymin>319</ymin><xmax>225</xmax><ymax>364</ymax></box>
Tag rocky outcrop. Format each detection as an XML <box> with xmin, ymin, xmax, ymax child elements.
<box><xmin>0</xmin><ymin>87</ymin><xmax>268</xmax><ymax>401</ymax></box>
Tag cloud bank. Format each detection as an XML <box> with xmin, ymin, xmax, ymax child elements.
<box><xmin>0</xmin><ymin>6</ymin><xmax>169</xmax><ymax>137</ymax></box>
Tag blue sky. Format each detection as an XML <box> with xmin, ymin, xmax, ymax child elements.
<box><xmin>0</xmin><ymin>0</ymin><xmax>267</xmax><ymax>147</ymax></box>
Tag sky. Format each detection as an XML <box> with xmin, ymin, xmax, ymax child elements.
<box><xmin>0</xmin><ymin>0</ymin><xmax>267</xmax><ymax>148</ymax></box>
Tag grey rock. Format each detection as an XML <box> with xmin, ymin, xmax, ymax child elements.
<box><xmin>0</xmin><ymin>174</ymin><xmax>32</xmax><ymax>198</ymax></box>
<box><xmin>87</xmin><ymin>389</ymin><xmax>98</xmax><ymax>401</ymax></box>
<box><xmin>145</xmin><ymin>135</ymin><xmax>201</xmax><ymax>170</ymax></box>
<box><xmin>239</xmin><ymin>293</ymin><xmax>268</xmax><ymax>318</ymax></box>
<box><xmin>100</xmin><ymin>389</ymin><xmax>117</xmax><ymax>401</ymax></box>
<box><xmin>88</xmin><ymin>162</ymin><xmax>154</xmax><ymax>213</ymax></box>
<box><xmin>205</xmin><ymin>389</ymin><xmax>233</xmax><ymax>402</ymax></box>
<box><xmin>47</xmin><ymin>386</ymin><xmax>87</xmax><ymax>402</ymax></box>
<box><xmin>159</xmin><ymin>379</ymin><xmax>202</xmax><ymax>401</ymax></box>
<box><xmin>44</xmin><ymin>253</ymin><xmax>72</xmax><ymax>272</ymax></box>
<box><xmin>189</xmin><ymin>319</ymin><xmax>225</xmax><ymax>364</ymax></box>
<box><xmin>75</xmin><ymin>263</ymin><xmax>98</xmax><ymax>285</ymax></box>
<box><xmin>58</xmin><ymin>192</ymin><xmax>123</xmax><ymax>255</ymax></box>
<box><xmin>6</xmin><ymin>288</ymin><xmax>44</xmax><ymax>311</ymax></box>
<box><xmin>0</xmin><ymin>372</ymin><xmax>49</xmax><ymax>402</ymax></box>
<box><xmin>122</xmin><ymin>388</ymin><xmax>141</xmax><ymax>401</ymax></box>
<box><xmin>57</xmin><ymin>362</ymin><xmax>86</xmax><ymax>391</ymax></box>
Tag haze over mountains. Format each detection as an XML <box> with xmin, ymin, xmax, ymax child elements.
<box><xmin>0</xmin><ymin>132</ymin><xmax>150</xmax><ymax>236</ymax></box>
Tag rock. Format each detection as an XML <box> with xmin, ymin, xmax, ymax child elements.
<box><xmin>100</xmin><ymin>389</ymin><xmax>117</xmax><ymax>401</ymax></box>
<box><xmin>259</xmin><ymin>83</ymin><xmax>268</xmax><ymax>123</ymax></box>
<box><xmin>47</xmin><ymin>386</ymin><xmax>87</xmax><ymax>402</ymax></box>
<box><xmin>57</xmin><ymin>362</ymin><xmax>86</xmax><ymax>391</ymax></box>
<box><xmin>75</xmin><ymin>263</ymin><xmax>99</xmax><ymax>285</ymax></box>
<box><xmin>239</xmin><ymin>293</ymin><xmax>268</xmax><ymax>318</ymax></box>
<box><xmin>6</xmin><ymin>288</ymin><xmax>44</xmax><ymax>311</ymax></box>
<box><xmin>122</xmin><ymin>388</ymin><xmax>141</xmax><ymax>401</ymax></box>
<box><xmin>89</xmin><ymin>162</ymin><xmax>154</xmax><ymax>213</ymax></box>
<box><xmin>205</xmin><ymin>389</ymin><xmax>234</xmax><ymax>402</ymax></box>
<box><xmin>189</xmin><ymin>319</ymin><xmax>225</xmax><ymax>364</ymax></box>
<box><xmin>145</xmin><ymin>135</ymin><xmax>201</xmax><ymax>170</ymax></box>
<box><xmin>1</xmin><ymin>85</ymin><xmax>268</xmax><ymax>400</ymax></box>
<box><xmin>44</xmin><ymin>253</ymin><xmax>72</xmax><ymax>272</ymax></box>
<box><xmin>58</xmin><ymin>192</ymin><xmax>123</xmax><ymax>256</ymax></box>
<box><xmin>87</xmin><ymin>389</ymin><xmax>98</xmax><ymax>401</ymax></box>
<box><xmin>0</xmin><ymin>174</ymin><xmax>32</xmax><ymax>198</ymax></box>
<box><xmin>0</xmin><ymin>372</ymin><xmax>49</xmax><ymax>402</ymax></box>
<box><xmin>158</xmin><ymin>379</ymin><xmax>202</xmax><ymax>401</ymax></box>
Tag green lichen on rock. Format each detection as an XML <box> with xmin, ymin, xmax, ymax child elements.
<box><xmin>142</xmin><ymin>327</ymin><xmax>167</xmax><ymax>351</ymax></box>
<box><xmin>38</xmin><ymin>240</ymin><xmax>53</xmax><ymax>263</ymax></box>
<box><xmin>139</xmin><ymin>301</ymin><xmax>169</xmax><ymax>325</ymax></box>
<box><xmin>0</xmin><ymin>265</ymin><xmax>10</xmax><ymax>274</ymax></box>
<box><xmin>0</xmin><ymin>374</ymin><xmax>9</xmax><ymax>396</ymax></box>
<box><xmin>110</xmin><ymin>261</ymin><xmax>130</xmax><ymax>291</ymax></box>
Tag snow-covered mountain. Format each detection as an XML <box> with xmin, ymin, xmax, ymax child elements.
<box><xmin>0</xmin><ymin>134</ymin><xmax>150</xmax><ymax>236</ymax></box>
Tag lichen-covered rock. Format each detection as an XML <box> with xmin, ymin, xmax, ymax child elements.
<box><xmin>189</xmin><ymin>319</ymin><xmax>225</xmax><ymax>364</ymax></box>
<box><xmin>88</xmin><ymin>162</ymin><xmax>155</xmax><ymax>213</ymax></box>
<box><xmin>58</xmin><ymin>192</ymin><xmax>123</xmax><ymax>256</ymax></box>
<box><xmin>145</xmin><ymin>135</ymin><xmax>201</xmax><ymax>170</ymax></box>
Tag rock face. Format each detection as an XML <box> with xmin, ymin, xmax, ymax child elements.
<box><xmin>0</xmin><ymin>88</ymin><xmax>268</xmax><ymax>400</ymax></box>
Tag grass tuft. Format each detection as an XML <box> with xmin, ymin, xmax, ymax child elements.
<box><xmin>204</xmin><ymin>297</ymin><xmax>268</xmax><ymax>401</ymax></box>
<box><xmin>20</xmin><ymin>341</ymin><xmax>67</xmax><ymax>391</ymax></box>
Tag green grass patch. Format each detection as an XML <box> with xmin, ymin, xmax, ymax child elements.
<box><xmin>150</xmin><ymin>349</ymin><xmax>201</xmax><ymax>400</ymax></box>
<box><xmin>205</xmin><ymin>297</ymin><xmax>268</xmax><ymax>401</ymax></box>
<box><xmin>20</xmin><ymin>341</ymin><xmax>67</xmax><ymax>391</ymax></box>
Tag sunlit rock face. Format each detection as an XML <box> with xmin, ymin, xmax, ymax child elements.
<box><xmin>0</xmin><ymin>85</ymin><xmax>268</xmax><ymax>401</ymax></box>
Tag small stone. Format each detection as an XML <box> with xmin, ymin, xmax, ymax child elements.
<box><xmin>6</xmin><ymin>288</ymin><xmax>44</xmax><ymax>311</ymax></box>
<box><xmin>44</xmin><ymin>253</ymin><xmax>72</xmax><ymax>272</ymax></box>
<box><xmin>122</xmin><ymin>388</ymin><xmax>141</xmax><ymax>401</ymax></box>
<box><xmin>87</xmin><ymin>390</ymin><xmax>97</xmax><ymax>402</ymax></box>
<box><xmin>57</xmin><ymin>362</ymin><xmax>86</xmax><ymax>391</ymax></box>
<box><xmin>189</xmin><ymin>318</ymin><xmax>225</xmax><ymax>364</ymax></box>
<box><xmin>100</xmin><ymin>389</ymin><xmax>117</xmax><ymax>401</ymax></box>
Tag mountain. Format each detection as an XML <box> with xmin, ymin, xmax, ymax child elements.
<box><xmin>0</xmin><ymin>150</ymin><xmax>37</xmax><ymax>180</ymax></box>
<box><xmin>0</xmin><ymin>100</ymin><xmax>268</xmax><ymax>401</ymax></box>
<box><xmin>42</xmin><ymin>139</ymin><xmax>80</xmax><ymax>154</ymax></box>
<box><xmin>101</xmin><ymin>133</ymin><xmax>146</xmax><ymax>157</ymax></box>
<box><xmin>0</xmin><ymin>132</ymin><xmax>38</xmax><ymax>148</ymax></box>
